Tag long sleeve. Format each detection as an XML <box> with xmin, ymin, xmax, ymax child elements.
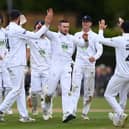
<box><xmin>94</xmin><ymin>41</ymin><xmax>103</xmax><ymax>60</ymax></box>
<box><xmin>45</xmin><ymin>30</ymin><xmax>58</xmax><ymax>42</ymax></box>
<box><xmin>17</xmin><ymin>25</ymin><xmax>49</xmax><ymax>40</ymax></box>
<box><xmin>98</xmin><ymin>30</ymin><xmax>121</xmax><ymax>48</ymax></box>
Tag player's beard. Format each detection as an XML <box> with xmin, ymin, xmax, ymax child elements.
<box><xmin>60</xmin><ymin>30</ymin><xmax>67</xmax><ymax>35</ymax></box>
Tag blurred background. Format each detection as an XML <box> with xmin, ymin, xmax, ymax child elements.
<box><xmin>0</xmin><ymin>0</ymin><xmax>129</xmax><ymax>96</ymax></box>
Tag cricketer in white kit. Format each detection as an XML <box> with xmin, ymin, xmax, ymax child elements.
<box><xmin>28</xmin><ymin>20</ymin><xmax>52</xmax><ymax>119</ymax></box>
<box><xmin>71</xmin><ymin>15</ymin><xmax>103</xmax><ymax>120</ymax></box>
<box><xmin>98</xmin><ymin>19</ymin><xmax>129</xmax><ymax>127</ymax></box>
<box><xmin>0</xmin><ymin>8</ymin><xmax>53</xmax><ymax>122</ymax></box>
<box><xmin>44</xmin><ymin>20</ymin><xmax>76</xmax><ymax>123</ymax></box>
<box><xmin>0</xmin><ymin>14</ymin><xmax>13</xmax><ymax>115</ymax></box>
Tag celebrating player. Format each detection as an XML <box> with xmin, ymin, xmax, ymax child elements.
<box><xmin>98</xmin><ymin>19</ymin><xmax>129</xmax><ymax>127</ymax></box>
<box><xmin>0</xmin><ymin>8</ymin><xmax>53</xmax><ymax>122</ymax></box>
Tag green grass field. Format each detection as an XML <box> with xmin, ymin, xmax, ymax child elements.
<box><xmin>0</xmin><ymin>97</ymin><xmax>129</xmax><ymax>129</ymax></box>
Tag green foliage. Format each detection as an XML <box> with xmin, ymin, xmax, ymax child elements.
<box><xmin>1</xmin><ymin>0</ymin><xmax>129</xmax><ymax>25</ymax></box>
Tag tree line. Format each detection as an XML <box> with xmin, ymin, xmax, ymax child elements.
<box><xmin>0</xmin><ymin>0</ymin><xmax>129</xmax><ymax>25</ymax></box>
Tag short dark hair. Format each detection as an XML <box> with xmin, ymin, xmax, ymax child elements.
<box><xmin>34</xmin><ymin>20</ymin><xmax>45</xmax><ymax>29</ymax></box>
<box><xmin>9</xmin><ymin>9</ymin><xmax>21</xmax><ymax>21</ymax></box>
<box><xmin>0</xmin><ymin>14</ymin><xmax>3</xmax><ymax>24</ymax></box>
<box><xmin>59</xmin><ymin>19</ymin><xmax>69</xmax><ymax>25</ymax></box>
<box><xmin>121</xmin><ymin>21</ymin><xmax>129</xmax><ymax>33</ymax></box>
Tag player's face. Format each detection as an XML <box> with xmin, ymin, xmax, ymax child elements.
<box><xmin>35</xmin><ymin>23</ymin><xmax>43</xmax><ymax>31</ymax></box>
<box><xmin>58</xmin><ymin>22</ymin><xmax>70</xmax><ymax>35</ymax></box>
<box><xmin>82</xmin><ymin>21</ymin><xmax>92</xmax><ymax>32</ymax></box>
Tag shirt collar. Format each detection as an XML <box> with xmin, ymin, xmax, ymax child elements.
<box><xmin>82</xmin><ymin>29</ymin><xmax>92</xmax><ymax>34</ymax></box>
<box><xmin>58</xmin><ymin>31</ymin><xmax>69</xmax><ymax>36</ymax></box>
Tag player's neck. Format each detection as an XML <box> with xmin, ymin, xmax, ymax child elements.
<box><xmin>83</xmin><ymin>28</ymin><xmax>90</xmax><ymax>33</ymax></box>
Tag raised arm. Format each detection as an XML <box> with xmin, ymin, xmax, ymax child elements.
<box><xmin>45</xmin><ymin>30</ymin><xmax>58</xmax><ymax>42</ymax></box>
<box><xmin>17</xmin><ymin>8</ymin><xmax>53</xmax><ymax>39</ymax></box>
<box><xmin>98</xmin><ymin>19</ymin><xmax>120</xmax><ymax>48</ymax></box>
<box><xmin>94</xmin><ymin>40</ymin><xmax>103</xmax><ymax>60</ymax></box>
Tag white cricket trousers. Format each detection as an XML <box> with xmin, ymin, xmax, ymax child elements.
<box><xmin>71</xmin><ymin>65</ymin><xmax>95</xmax><ymax>113</ymax></box>
<box><xmin>0</xmin><ymin>67</ymin><xmax>12</xmax><ymax>105</ymax></box>
<box><xmin>31</xmin><ymin>68</ymin><xmax>49</xmax><ymax>93</ymax></box>
<box><xmin>0</xmin><ymin>66</ymin><xmax>29</xmax><ymax>117</ymax></box>
<box><xmin>47</xmin><ymin>63</ymin><xmax>73</xmax><ymax>115</ymax></box>
<box><xmin>119</xmin><ymin>84</ymin><xmax>129</xmax><ymax>110</ymax></box>
<box><xmin>104</xmin><ymin>74</ymin><xmax>129</xmax><ymax>115</ymax></box>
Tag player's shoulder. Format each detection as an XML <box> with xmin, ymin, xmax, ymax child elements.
<box><xmin>111</xmin><ymin>36</ymin><xmax>122</xmax><ymax>42</ymax></box>
<box><xmin>68</xmin><ymin>33</ymin><xmax>74</xmax><ymax>38</ymax></box>
<box><xmin>74</xmin><ymin>31</ymin><xmax>82</xmax><ymax>37</ymax></box>
<box><xmin>43</xmin><ymin>36</ymin><xmax>51</xmax><ymax>42</ymax></box>
<box><xmin>89</xmin><ymin>30</ymin><xmax>98</xmax><ymax>37</ymax></box>
<box><xmin>0</xmin><ymin>27</ymin><xmax>5</xmax><ymax>31</ymax></box>
<box><xmin>7</xmin><ymin>22</ymin><xmax>26</xmax><ymax>34</ymax></box>
<box><xmin>0</xmin><ymin>27</ymin><xmax>6</xmax><ymax>35</ymax></box>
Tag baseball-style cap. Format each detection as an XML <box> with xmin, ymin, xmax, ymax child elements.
<box><xmin>82</xmin><ymin>15</ymin><xmax>92</xmax><ymax>22</ymax></box>
<box><xmin>9</xmin><ymin>9</ymin><xmax>21</xmax><ymax>20</ymax></box>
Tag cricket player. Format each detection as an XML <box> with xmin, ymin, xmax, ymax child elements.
<box><xmin>116</xmin><ymin>18</ymin><xmax>129</xmax><ymax>111</ymax></box>
<box><xmin>106</xmin><ymin>17</ymin><xmax>129</xmax><ymax>115</ymax></box>
<box><xmin>44</xmin><ymin>20</ymin><xmax>76</xmax><ymax>123</ymax></box>
<box><xmin>28</xmin><ymin>20</ymin><xmax>53</xmax><ymax>119</ymax></box>
<box><xmin>98</xmin><ymin>19</ymin><xmax>129</xmax><ymax>127</ymax></box>
<box><xmin>0</xmin><ymin>8</ymin><xmax>53</xmax><ymax>122</ymax></box>
<box><xmin>71</xmin><ymin>15</ymin><xmax>103</xmax><ymax>120</ymax></box>
<box><xmin>0</xmin><ymin>14</ymin><xmax>13</xmax><ymax>115</ymax></box>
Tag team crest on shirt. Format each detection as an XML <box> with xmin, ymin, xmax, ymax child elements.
<box><xmin>0</xmin><ymin>41</ymin><xmax>5</xmax><ymax>47</ymax></box>
<box><xmin>0</xmin><ymin>40</ymin><xmax>5</xmax><ymax>47</ymax></box>
<box><xmin>38</xmin><ymin>49</ymin><xmax>46</xmax><ymax>57</ymax></box>
<box><xmin>81</xmin><ymin>41</ymin><xmax>89</xmax><ymax>51</ymax></box>
<box><xmin>126</xmin><ymin>44</ymin><xmax>129</xmax><ymax>50</ymax></box>
<box><xmin>62</xmin><ymin>43</ymin><xmax>68</xmax><ymax>51</ymax></box>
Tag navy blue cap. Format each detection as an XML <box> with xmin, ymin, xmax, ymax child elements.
<box><xmin>82</xmin><ymin>15</ymin><xmax>92</xmax><ymax>22</ymax></box>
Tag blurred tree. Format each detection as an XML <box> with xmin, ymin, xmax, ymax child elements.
<box><xmin>0</xmin><ymin>0</ymin><xmax>129</xmax><ymax>25</ymax></box>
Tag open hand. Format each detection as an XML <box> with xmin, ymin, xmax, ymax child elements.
<box><xmin>99</xmin><ymin>19</ymin><xmax>107</xmax><ymax>30</ymax></box>
<box><xmin>117</xmin><ymin>17</ymin><xmax>124</xmax><ymax>27</ymax></box>
<box><xmin>45</xmin><ymin>8</ymin><xmax>53</xmax><ymax>26</ymax></box>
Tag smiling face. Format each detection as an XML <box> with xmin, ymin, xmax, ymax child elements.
<box><xmin>58</xmin><ymin>21</ymin><xmax>70</xmax><ymax>35</ymax></box>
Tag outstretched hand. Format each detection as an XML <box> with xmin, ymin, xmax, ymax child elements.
<box><xmin>117</xmin><ymin>17</ymin><xmax>124</xmax><ymax>27</ymax></box>
<box><xmin>99</xmin><ymin>19</ymin><xmax>107</xmax><ymax>30</ymax></box>
<box><xmin>45</xmin><ymin>8</ymin><xmax>53</xmax><ymax>26</ymax></box>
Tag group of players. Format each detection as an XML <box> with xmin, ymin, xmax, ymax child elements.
<box><xmin>0</xmin><ymin>8</ymin><xmax>129</xmax><ymax>127</ymax></box>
